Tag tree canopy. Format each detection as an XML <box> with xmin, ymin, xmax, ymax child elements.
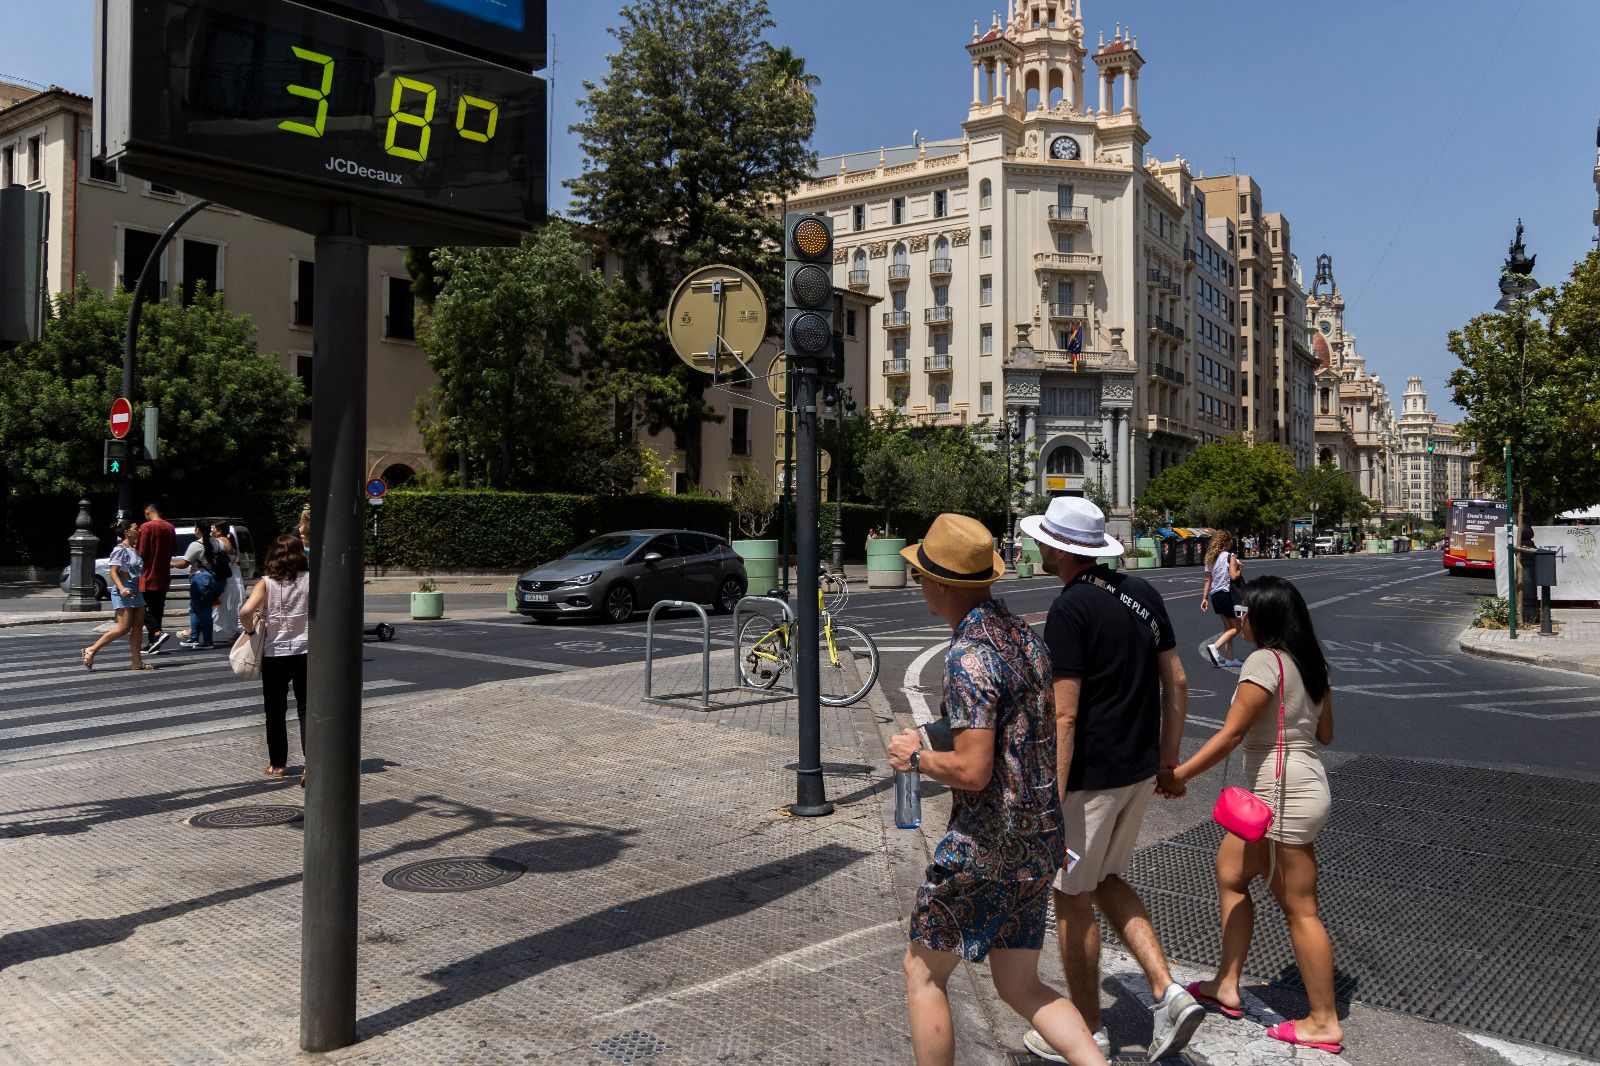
<box><xmin>1137</xmin><ymin>437</ymin><xmax>1298</xmax><ymax>531</ymax></box>
<box><xmin>568</xmin><ymin>0</ymin><xmax>817</xmax><ymax>485</ymax></box>
<box><xmin>0</xmin><ymin>282</ymin><xmax>304</xmax><ymax>496</ymax></box>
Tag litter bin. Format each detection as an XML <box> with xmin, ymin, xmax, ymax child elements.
<box><xmin>1531</xmin><ymin>547</ymin><xmax>1559</xmax><ymax>588</ymax></box>
<box><xmin>1159</xmin><ymin>532</ymin><xmax>1179</xmax><ymax>568</ymax></box>
<box><xmin>1179</xmin><ymin>538</ymin><xmax>1198</xmax><ymax>566</ymax></box>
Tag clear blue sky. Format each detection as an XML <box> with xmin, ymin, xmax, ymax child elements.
<box><xmin>9</xmin><ymin>0</ymin><xmax>1599</xmax><ymax>418</ymax></box>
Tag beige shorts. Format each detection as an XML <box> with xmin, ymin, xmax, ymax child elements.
<box><xmin>1054</xmin><ymin>776</ymin><xmax>1157</xmax><ymax>894</ymax></box>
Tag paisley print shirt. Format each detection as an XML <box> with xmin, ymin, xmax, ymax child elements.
<box><xmin>935</xmin><ymin>598</ymin><xmax>1063</xmax><ymax>881</ymax></box>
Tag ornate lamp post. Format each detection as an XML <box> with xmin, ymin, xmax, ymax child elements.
<box><xmin>826</xmin><ymin>385</ymin><xmax>857</xmax><ymax>572</ymax></box>
<box><xmin>1494</xmin><ymin>220</ymin><xmax>1538</xmax><ymax>639</ymax></box>
<box><xmin>1090</xmin><ymin>439</ymin><xmax>1111</xmax><ymax>503</ymax></box>
<box><xmin>998</xmin><ymin>413</ymin><xmax>1023</xmax><ymax>564</ymax></box>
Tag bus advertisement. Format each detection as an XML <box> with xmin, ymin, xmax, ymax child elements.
<box><xmin>1444</xmin><ymin>498</ymin><xmax>1507</xmax><ymax>573</ymax></box>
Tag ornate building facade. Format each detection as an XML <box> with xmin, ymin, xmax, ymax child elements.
<box><xmin>1307</xmin><ymin>255</ymin><xmax>1396</xmax><ymax>514</ymax></box>
<box><xmin>1395</xmin><ymin>377</ymin><xmax>1477</xmax><ymax>521</ymax></box>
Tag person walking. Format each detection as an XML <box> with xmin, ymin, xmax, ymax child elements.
<box><xmin>1199</xmin><ymin>530</ymin><xmax>1245</xmax><ymax>667</ymax></box>
<box><xmin>238</xmin><ymin>534</ymin><xmax>311</xmax><ymax>781</ymax></box>
<box><xmin>137</xmin><ymin>501</ymin><xmax>176</xmax><ymax>655</ymax></box>
<box><xmin>886</xmin><ymin>513</ymin><xmax>1106</xmax><ymax>1066</ymax></box>
<box><xmin>1159</xmin><ymin>576</ymin><xmax>1342</xmax><ymax>1054</ymax></box>
<box><xmin>211</xmin><ymin>521</ymin><xmax>246</xmax><ymax>640</ymax></box>
<box><xmin>83</xmin><ymin>520</ymin><xmax>154</xmax><ymax>671</ymax></box>
<box><xmin>173</xmin><ymin>520</ymin><xmax>226</xmax><ymax>649</ymax></box>
<box><xmin>1019</xmin><ymin>497</ymin><xmax>1204</xmax><ymax>1062</ymax></box>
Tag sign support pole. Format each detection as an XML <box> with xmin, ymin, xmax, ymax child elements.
<box><xmin>301</xmin><ymin>209</ymin><xmax>367</xmax><ymax>1053</ymax></box>
<box><xmin>791</xmin><ymin>363</ymin><xmax>832</xmax><ymax>817</ymax></box>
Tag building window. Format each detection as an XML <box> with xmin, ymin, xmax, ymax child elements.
<box><xmin>1</xmin><ymin>144</ymin><xmax>12</xmax><ymax>186</ymax></box>
<box><xmin>845</xmin><ymin>308</ymin><xmax>857</xmax><ymax>337</ymax></box>
<box><xmin>980</xmin><ymin>382</ymin><xmax>993</xmax><ymax>413</ymax></box>
<box><xmin>933</xmin><ymin>190</ymin><xmax>948</xmax><ymax>218</ymax></box>
<box><xmin>27</xmin><ymin>135</ymin><xmax>41</xmax><ymax>183</ymax></box>
<box><xmin>933</xmin><ymin>331</ymin><xmax>950</xmax><ymax>356</ymax></box>
<box><xmin>852</xmin><ymin>204</ymin><xmax>865</xmax><ymax>231</ymax></box>
<box><xmin>179</xmin><ymin>238</ymin><xmax>221</xmax><ymax>305</ymax></box>
<box><xmin>119</xmin><ymin>228</ymin><xmax>165</xmax><ymax>297</ymax></box>
<box><xmin>979</xmin><ymin>179</ymin><xmax>992</xmax><ymax>209</ymax></box>
<box><xmin>892</xmin><ymin>197</ymin><xmax>905</xmax><ymax>225</ymax></box>
<box><xmin>292</xmin><ymin>259</ymin><xmax>315</xmax><ymax>326</ymax></box>
<box><xmin>296</xmin><ymin>354</ymin><xmax>314</xmax><ymax>420</ymax></box>
<box><xmin>1045</xmin><ymin>446</ymin><xmax>1085</xmax><ymax>474</ymax></box>
<box><xmin>730</xmin><ymin>406</ymin><xmax>751</xmax><ymax>455</ymax></box>
<box><xmin>933</xmin><ymin>284</ymin><xmax>948</xmax><ymax>307</ymax></box>
<box><xmin>147</xmin><ymin>181</ymin><xmax>180</xmax><ymax>198</ymax></box>
<box><xmin>980</xmin><ymin>227</ymin><xmax>992</xmax><ymax>256</ymax></box>
<box><xmin>979</xmin><ymin>275</ymin><xmax>992</xmax><ymax>305</ymax></box>
<box><xmin>981</xmin><ymin>324</ymin><xmax>993</xmax><ymax>355</ymax></box>
<box><xmin>933</xmin><ymin>383</ymin><xmax>951</xmax><ymax>412</ymax></box>
<box><xmin>1042</xmin><ymin>387</ymin><xmax>1096</xmax><ymax>418</ymax></box>
<box><xmin>385</xmin><ymin>275</ymin><xmax>416</xmax><ymax>339</ymax></box>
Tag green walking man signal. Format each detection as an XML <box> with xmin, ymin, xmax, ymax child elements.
<box><xmin>102</xmin><ymin>438</ymin><xmax>153</xmax><ymax>477</ymax></box>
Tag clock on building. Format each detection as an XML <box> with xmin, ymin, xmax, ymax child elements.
<box><xmin>1318</xmin><ymin>320</ymin><xmax>1332</xmax><ymax>335</ymax></box>
<box><xmin>1049</xmin><ymin>136</ymin><xmax>1081</xmax><ymax>161</ymax></box>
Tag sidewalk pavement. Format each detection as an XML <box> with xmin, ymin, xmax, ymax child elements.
<box><xmin>1457</xmin><ymin>607</ymin><xmax>1600</xmax><ymax>676</ymax></box>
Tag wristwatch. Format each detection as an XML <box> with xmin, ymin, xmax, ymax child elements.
<box><xmin>908</xmin><ymin>749</ymin><xmax>922</xmax><ymax>772</ymax></box>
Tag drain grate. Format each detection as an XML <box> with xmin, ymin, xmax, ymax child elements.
<box><xmin>189</xmin><ymin>805</ymin><xmax>303</xmax><ymax>829</ymax></box>
<box><xmin>593</xmin><ymin>1030</ymin><xmax>669</xmax><ymax>1063</ymax></box>
<box><xmin>1122</xmin><ymin>754</ymin><xmax>1600</xmax><ymax>1058</ymax></box>
<box><xmin>380</xmin><ymin>856</ymin><xmax>525</xmax><ymax>893</ymax></box>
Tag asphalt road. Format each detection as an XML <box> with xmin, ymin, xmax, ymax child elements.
<box><xmin>3</xmin><ymin>553</ymin><xmax>1597</xmax><ymax>780</ymax></box>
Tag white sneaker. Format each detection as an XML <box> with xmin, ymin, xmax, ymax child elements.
<box><xmin>1023</xmin><ymin>1026</ymin><xmax>1111</xmax><ymax>1062</ymax></box>
<box><xmin>1204</xmin><ymin>643</ymin><xmax>1223</xmax><ymax>667</ymax></box>
<box><xmin>1149</xmin><ymin>982</ymin><xmax>1205</xmax><ymax>1060</ymax></box>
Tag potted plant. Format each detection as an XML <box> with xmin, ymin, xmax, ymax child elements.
<box><xmin>411</xmin><ymin>577</ymin><xmax>444</xmax><ymax>620</ymax></box>
<box><xmin>729</xmin><ymin>463</ymin><xmax>779</xmax><ymax>594</ymax></box>
<box><xmin>1014</xmin><ymin>556</ymin><xmax>1035</xmax><ymax>578</ymax></box>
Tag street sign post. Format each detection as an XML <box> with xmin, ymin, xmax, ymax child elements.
<box><xmin>109</xmin><ymin>397</ymin><xmax>133</xmax><ymax>439</ymax></box>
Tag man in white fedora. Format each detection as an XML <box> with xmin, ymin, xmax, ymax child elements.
<box><xmin>886</xmin><ymin>513</ymin><xmax>1107</xmax><ymax>1066</ymax></box>
<box><xmin>1016</xmin><ymin>497</ymin><xmax>1204</xmax><ymax>1062</ymax></box>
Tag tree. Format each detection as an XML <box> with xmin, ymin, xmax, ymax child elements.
<box><xmin>0</xmin><ymin>282</ymin><xmax>304</xmax><ymax>496</ymax></box>
<box><xmin>1294</xmin><ymin>462</ymin><xmax>1370</xmax><ymax>531</ymax></box>
<box><xmin>1138</xmin><ymin>436</ymin><xmax>1298</xmax><ymax>532</ymax></box>
<box><xmin>568</xmin><ymin>0</ymin><xmax>817</xmax><ymax>486</ymax></box>
<box><xmin>414</xmin><ymin>221</ymin><xmax>641</xmax><ymax>493</ymax></box>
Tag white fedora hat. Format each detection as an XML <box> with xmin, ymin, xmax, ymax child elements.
<box><xmin>1018</xmin><ymin>497</ymin><xmax>1123</xmax><ymax>558</ymax></box>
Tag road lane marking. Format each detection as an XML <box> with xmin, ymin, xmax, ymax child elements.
<box><xmin>903</xmin><ymin>642</ymin><xmax>948</xmax><ymax>724</ymax></box>
<box><xmin>1460</xmin><ymin>697</ymin><xmax>1600</xmax><ymax>720</ymax></box>
<box><xmin>1341</xmin><ymin>684</ymin><xmax>1583</xmax><ymax>700</ymax></box>
<box><xmin>3</xmin><ymin>679</ymin><xmax>298</xmax><ymax>724</ymax></box>
<box><xmin>368</xmin><ymin>642</ymin><xmax>574</xmax><ymax>672</ymax></box>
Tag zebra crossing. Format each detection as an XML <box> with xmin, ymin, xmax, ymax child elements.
<box><xmin>0</xmin><ymin>628</ymin><xmax>417</xmax><ymax>766</ymax></box>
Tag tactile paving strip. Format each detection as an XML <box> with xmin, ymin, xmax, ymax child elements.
<box><xmin>187</xmin><ymin>805</ymin><xmax>303</xmax><ymax>828</ymax></box>
<box><xmin>1122</xmin><ymin>755</ymin><xmax>1600</xmax><ymax>1057</ymax></box>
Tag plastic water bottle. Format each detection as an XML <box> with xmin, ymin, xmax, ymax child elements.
<box><xmin>894</xmin><ymin>770</ymin><xmax>921</xmax><ymax>829</ymax></box>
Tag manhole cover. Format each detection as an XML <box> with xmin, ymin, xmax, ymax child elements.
<box><xmin>189</xmin><ymin>805</ymin><xmax>303</xmax><ymax>829</ymax></box>
<box><xmin>593</xmin><ymin>1030</ymin><xmax>669</xmax><ymax>1063</ymax></box>
<box><xmin>381</xmin><ymin>856</ymin><xmax>525</xmax><ymax>893</ymax></box>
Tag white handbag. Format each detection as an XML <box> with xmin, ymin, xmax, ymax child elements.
<box><xmin>230</xmin><ymin>606</ymin><xmax>265</xmax><ymax>680</ymax></box>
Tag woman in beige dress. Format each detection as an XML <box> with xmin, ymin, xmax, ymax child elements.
<box><xmin>1160</xmin><ymin>575</ymin><xmax>1342</xmax><ymax>1054</ymax></box>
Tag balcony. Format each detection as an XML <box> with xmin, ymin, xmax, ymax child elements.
<box><xmin>1047</xmin><ymin>204</ymin><xmax>1088</xmax><ymax>226</ymax></box>
<box><xmin>1033</xmin><ymin>251</ymin><xmax>1102</xmax><ymax>274</ymax></box>
<box><xmin>1147</xmin><ymin>414</ymin><xmax>1196</xmax><ymax>440</ymax></box>
<box><xmin>1018</xmin><ymin>347</ymin><xmax>1108</xmax><ymax>373</ymax></box>
<box><xmin>883</xmin><ymin>310</ymin><xmax>911</xmax><ymax>329</ymax></box>
<box><xmin>1148</xmin><ymin>362</ymin><xmax>1186</xmax><ymax>386</ymax></box>
<box><xmin>883</xmin><ymin>358</ymin><xmax>911</xmax><ymax>376</ymax></box>
<box><xmin>1046</xmin><ymin>302</ymin><xmax>1090</xmax><ymax>321</ymax></box>
<box><xmin>924</xmin><ymin>306</ymin><xmax>954</xmax><ymax>324</ymax></box>
<box><xmin>928</xmin><ymin>257</ymin><xmax>952</xmax><ymax>277</ymax></box>
<box><xmin>1146</xmin><ymin>267</ymin><xmax>1162</xmax><ymax>286</ymax></box>
<box><xmin>730</xmin><ymin>437</ymin><xmax>752</xmax><ymax>456</ymax></box>
<box><xmin>1147</xmin><ymin>316</ymin><xmax>1186</xmax><ymax>343</ymax></box>
<box><xmin>925</xmin><ymin>354</ymin><xmax>953</xmax><ymax>372</ymax></box>
<box><xmin>847</xmin><ymin>269</ymin><xmax>870</xmax><ymax>290</ymax></box>
<box><xmin>888</xmin><ymin>263</ymin><xmax>911</xmax><ymax>282</ymax></box>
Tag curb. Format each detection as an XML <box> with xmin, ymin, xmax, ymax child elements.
<box><xmin>0</xmin><ymin>613</ymin><xmax>108</xmax><ymax>628</ymax></box>
<box><xmin>1456</xmin><ymin>632</ymin><xmax>1600</xmax><ymax>678</ymax></box>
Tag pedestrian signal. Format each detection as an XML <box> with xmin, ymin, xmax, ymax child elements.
<box><xmin>103</xmin><ymin>438</ymin><xmax>130</xmax><ymax>476</ymax></box>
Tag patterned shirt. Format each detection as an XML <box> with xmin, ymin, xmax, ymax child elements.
<box><xmin>937</xmin><ymin>598</ymin><xmax>1063</xmax><ymax>881</ymax></box>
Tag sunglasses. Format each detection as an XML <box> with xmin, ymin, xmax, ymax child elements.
<box><xmin>910</xmin><ymin>571</ymin><xmax>922</xmax><ymax>584</ymax></box>
<box><xmin>1233</xmin><ymin>605</ymin><xmax>1249</xmax><ymax>618</ymax></box>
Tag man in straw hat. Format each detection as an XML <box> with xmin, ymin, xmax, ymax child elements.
<box><xmin>887</xmin><ymin>513</ymin><xmax>1107</xmax><ymax>1066</ymax></box>
<box><xmin>1017</xmin><ymin>497</ymin><xmax>1203</xmax><ymax>1062</ymax></box>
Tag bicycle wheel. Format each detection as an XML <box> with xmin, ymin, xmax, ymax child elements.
<box><xmin>818</xmin><ymin>623</ymin><xmax>879</xmax><ymax>706</ymax></box>
<box><xmin>737</xmin><ymin>614</ymin><xmax>790</xmax><ymax>689</ymax></box>
<box><xmin>820</xmin><ymin>569</ymin><xmax>849</xmax><ymax>614</ymax></box>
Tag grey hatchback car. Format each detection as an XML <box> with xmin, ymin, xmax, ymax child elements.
<box><xmin>515</xmin><ymin>529</ymin><xmax>747</xmax><ymax>623</ymax></box>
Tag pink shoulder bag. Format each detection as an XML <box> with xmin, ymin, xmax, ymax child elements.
<box><xmin>1211</xmin><ymin>650</ymin><xmax>1286</xmax><ymax>842</ymax></box>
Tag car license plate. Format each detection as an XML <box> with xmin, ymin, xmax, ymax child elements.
<box><xmin>524</xmin><ymin>593</ymin><xmax>549</xmax><ymax>603</ymax></box>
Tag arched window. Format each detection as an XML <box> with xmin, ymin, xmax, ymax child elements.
<box><xmin>892</xmin><ymin>243</ymin><xmax>908</xmax><ymax>267</ymax></box>
<box><xmin>381</xmin><ymin>463</ymin><xmax>416</xmax><ymax>488</ymax></box>
<box><xmin>933</xmin><ymin>384</ymin><xmax>951</xmax><ymax>412</ymax></box>
<box><xmin>1046</xmin><ymin>447</ymin><xmax>1084</xmax><ymax>475</ymax></box>
<box><xmin>934</xmin><ymin>236</ymin><xmax>949</xmax><ymax>260</ymax></box>
<box><xmin>979</xmin><ymin>180</ymin><xmax>992</xmax><ymax>210</ymax></box>
<box><xmin>853</xmin><ymin>248</ymin><xmax>867</xmax><ymax>270</ymax></box>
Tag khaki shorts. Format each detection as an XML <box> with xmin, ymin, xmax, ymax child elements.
<box><xmin>1054</xmin><ymin>776</ymin><xmax>1157</xmax><ymax>894</ymax></box>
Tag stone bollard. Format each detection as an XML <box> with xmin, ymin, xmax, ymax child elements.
<box><xmin>63</xmin><ymin>498</ymin><xmax>103</xmax><ymax>613</ymax></box>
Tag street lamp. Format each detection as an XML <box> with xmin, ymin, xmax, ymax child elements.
<box><xmin>825</xmin><ymin>385</ymin><xmax>858</xmax><ymax>572</ymax></box>
<box><xmin>1307</xmin><ymin>466</ymin><xmax>1356</xmax><ymax>551</ymax></box>
<box><xmin>997</xmin><ymin>413</ymin><xmax>1023</xmax><ymax>564</ymax></box>
<box><xmin>1494</xmin><ymin>220</ymin><xmax>1538</xmax><ymax>639</ymax></box>
<box><xmin>1090</xmin><ymin>439</ymin><xmax>1111</xmax><ymax>503</ymax></box>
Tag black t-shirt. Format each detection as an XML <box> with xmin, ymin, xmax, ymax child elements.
<box><xmin>1044</xmin><ymin>565</ymin><xmax>1177</xmax><ymax>792</ymax></box>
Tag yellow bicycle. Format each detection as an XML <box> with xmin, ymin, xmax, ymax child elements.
<box><xmin>737</xmin><ymin>583</ymin><xmax>879</xmax><ymax>706</ymax></box>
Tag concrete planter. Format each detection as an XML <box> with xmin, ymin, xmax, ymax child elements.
<box><xmin>1015</xmin><ymin>559</ymin><xmax>1035</xmax><ymax>578</ymax></box>
<box><xmin>732</xmin><ymin>539</ymin><xmax>779</xmax><ymax>596</ymax></box>
<box><xmin>506</xmin><ymin>587</ymin><xmax>518</xmax><ymax>613</ymax></box>
<box><xmin>1017</xmin><ymin>537</ymin><xmax>1043</xmax><ymax>568</ymax></box>
<box><xmin>1135</xmin><ymin>537</ymin><xmax>1159</xmax><ymax>569</ymax></box>
<box><xmin>868</xmin><ymin>538</ymin><xmax>908</xmax><ymax>588</ymax></box>
<box><xmin>410</xmin><ymin>591</ymin><xmax>444</xmax><ymax>619</ymax></box>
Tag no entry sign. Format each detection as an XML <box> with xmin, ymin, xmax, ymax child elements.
<box><xmin>109</xmin><ymin>397</ymin><xmax>133</xmax><ymax>439</ymax></box>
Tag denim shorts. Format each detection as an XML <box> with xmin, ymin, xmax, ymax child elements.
<box><xmin>111</xmin><ymin>587</ymin><xmax>146</xmax><ymax>611</ymax></box>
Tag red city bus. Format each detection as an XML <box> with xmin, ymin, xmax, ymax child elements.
<box><xmin>1443</xmin><ymin>498</ymin><xmax>1507</xmax><ymax>574</ymax></box>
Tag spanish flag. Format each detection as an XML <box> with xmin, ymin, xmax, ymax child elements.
<box><xmin>1066</xmin><ymin>322</ymin><xmax>1083</xmax><ymax>371</ymax></box>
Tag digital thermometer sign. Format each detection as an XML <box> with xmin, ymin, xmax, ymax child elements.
<box><xmin>97</xmin><ymin>0</ymin><xmax>546</xmax><ymax>241</ymax></box>
<box><xmin>297</xmin><ymin>0</ymin><xmax>545</xmax><ymax>71</ymax></box>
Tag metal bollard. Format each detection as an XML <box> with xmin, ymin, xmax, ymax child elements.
<box><xmin>63</xmin><ymin>498</ymin><xmax>102</xmax><ymax>613</ymax></box>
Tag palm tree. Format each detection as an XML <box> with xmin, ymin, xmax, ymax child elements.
<box><xmin>765</xmin><ymin>45</ymin><xmax>819</xmax><ymax>99</ymax></box>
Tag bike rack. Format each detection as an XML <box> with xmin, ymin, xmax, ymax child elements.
<box><xmin>641</xmin><ymin>598</ymin><xmax>798</xmax><ymax>712</ymax></box>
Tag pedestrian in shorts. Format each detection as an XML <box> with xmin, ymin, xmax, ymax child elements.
<box><xmin>1019</xmin><ymin>497</ymin><xmax>1205</xmax><ymax>1062</ymax></box>
<box><xmin>886</xmin><ymin>513</ymin><xmax>1106</xmax><ymax>1066</ymax></box>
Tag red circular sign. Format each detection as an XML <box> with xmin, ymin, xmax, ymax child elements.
<box><xmin>109</xmin><ymin>397</ymin><xmax>133</xmax><ymax>439</ymax></box>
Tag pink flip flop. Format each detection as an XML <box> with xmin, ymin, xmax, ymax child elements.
<box><xmin>1267</xmin><ymin>1020</ymin><xmax>1344</xmax><ymax>1054</ymax></box>
<box><xmin>1185</xmin><ymin>981</ymin><xmax>1244</xmax><ymax>1019</ymax></box>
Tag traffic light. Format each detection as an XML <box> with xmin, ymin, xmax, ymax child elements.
<box><xmin>102</xmin><ymin>438</ymin><xmax>130</xmax><ymax>476</ymax></box>
<box><xmin>1426</xmin><ymin>442</ymin><xmax>1435</xmax><ymax>454</ymax></box>
<box><xmin>784</xmin><ymin>212</ymin><xmax>838</xmax><ymax>379</ymax></box>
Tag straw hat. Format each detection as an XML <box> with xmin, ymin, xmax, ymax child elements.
<box><xmin>900</xmin><ymin>513</ymin><xmax>1005</xmax><ymax>587</ymax></box>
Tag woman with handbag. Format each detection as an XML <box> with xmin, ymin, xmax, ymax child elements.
<box><xmin>1158</xmin><ymin>576</ymin><xmax>1342</xmax><ymax>1054</ymax></box>
<box><xmin>237</xmin><ymin>534</ymin><xmax>310</xmax><ymax>782</ymax></box>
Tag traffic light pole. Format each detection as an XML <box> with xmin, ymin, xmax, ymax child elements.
<box><xmin>300</xmin><ymin>210</ymin><xmax>367</xmax><ymax>1053</ymax></box>
<box><xmin>790</xmin><ymin>362</ymin><xmax>832</xmax><ymax>817</ymax></box>
<box><xmin>116</xmin><ymin>198</ymin><xmax>210</xmax><ymax>525</ymax></box>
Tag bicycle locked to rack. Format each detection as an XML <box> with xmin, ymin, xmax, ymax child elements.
<box><xmin>735</xmin><ymin>568</ymin><xmax>880</xmax><ymax>707</ymax></box>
